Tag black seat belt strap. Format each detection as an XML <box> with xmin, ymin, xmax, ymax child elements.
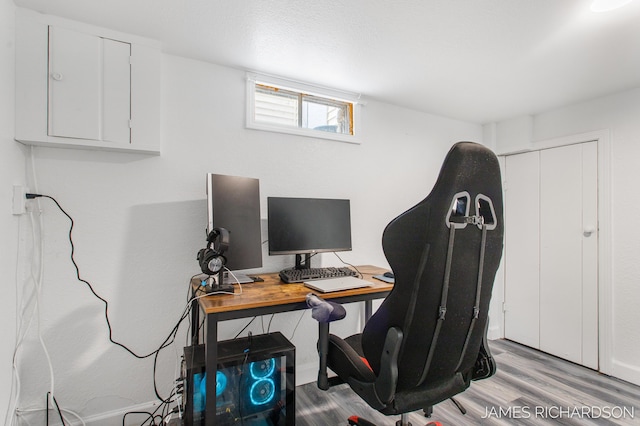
<box><xmin>418</xmin><ymin>224</ymin><xmax>456</xmax><ymax>385</ymax></box>
<box><xmin>455</xmin><ymin>221</ymin><xmax>487</xmax><ymax>372</ymax></box>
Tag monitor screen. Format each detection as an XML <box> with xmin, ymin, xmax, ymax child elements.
<box><xmin>207</xmin><ymin>174</ymin><xmax>262</xmax><ymax>271</ymax></box>
<box><xmin>267</xmin><ymin>197</ymin><xmax>352</xmax><ymax>256</ymax></box>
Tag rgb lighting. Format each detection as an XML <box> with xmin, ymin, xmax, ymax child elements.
<box><xmin>249</xmin><ymin>378</ymin><xmax>276</xmax><ymax>406</ymax></box>
<box><xmin>250</xmin><ymin>358</ymin><xmax>276</xmax><ymax>379</ymax></box>
<box><xmin>215</xmin><ymin>371</ymin><xmax>227</xmax><ymax>396</ymax></box>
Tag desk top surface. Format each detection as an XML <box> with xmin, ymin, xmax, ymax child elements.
<box><xmin>193</xmin><ymin>265</ymin><xmax>392</xmax><ymax>315</ymax></box>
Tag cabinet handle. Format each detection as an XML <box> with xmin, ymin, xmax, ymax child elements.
<box><xmin>50</xmin><ymin>72</ymin><xmax>63</xmax><ymax>81</ymax></box>
<box><xmin>583</xmin><ymin>226</ymin><xmax>595</xmax><ymax>237</ymax></box>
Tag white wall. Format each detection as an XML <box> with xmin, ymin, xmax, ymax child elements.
<box><xmin>1</xmin><ymin>0</ymin><xmax>26</xmax><ymax>422</ymax></box>
<box><xmin>7</xmin><ymin>5</ymin><xmax>638</xmax><ymax>424</ymax></box>
<box><xmin>493</xmin><ymin>88</ymin><xmax>640</xmax><ymax>387</ymax></box>
<box><xmin>5</xmin><ymin>43</ymin><xmax>483</xmax><ymax>423</ymax></box>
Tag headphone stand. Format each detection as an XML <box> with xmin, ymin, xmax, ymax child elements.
<box><xmin>206</xmin><ymin>270</ymin><xmax>235</xmax><ymax>294</ymax></box>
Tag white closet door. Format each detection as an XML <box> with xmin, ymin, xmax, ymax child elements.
<box><xmin>504</xmin><ymin>141</ymin><xmax>598</xmax><ymax>369</ymax></box>
<box><xmin>504</xmin><ymin>151</ymin><xmax>541</xmax><ymax>348</ymax></box>
<box><xmin>539</xmin><ymin>144</ymin><xmax>585</xmax><ymax>364</ymax></box>
<box><xmin>581</xmin><ymin>143</ymin><xmax>599</xmax><ymax>369</ymax></box>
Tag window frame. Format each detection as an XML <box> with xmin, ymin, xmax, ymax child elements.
<box><xmin>246</xmin><ymin>73</ymin><xmax>362</xmax><ymax>144</ymax></box>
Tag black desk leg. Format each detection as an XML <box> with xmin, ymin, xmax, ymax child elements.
<box><xmin>205</xmin><ymin>313</ymin><xmax>218</xmax><ymax>426</ymax></box>
<box><xmin>191</xmin><ymin>290</ymin><xmax>200</xmax><ymax>346</ymax></box>
<box><xmin>365</xmin><ymin>299</ymin><xmax>373</xmax><ymax>322</ymax></box>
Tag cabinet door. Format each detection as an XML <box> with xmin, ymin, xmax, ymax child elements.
<box><xmin>102</xmin><ymin>38</ymin><xmax>132</xmax><ymax>144</ymax></box>
<box><xmin>48</xmin><ymin>26</ymin><xmax>131</xmax><ymax>143</ymax></box>
<box><xmin>48</xmin><ymin>26</ymin><xmax>101</xmax><ymax>140</ymax></box>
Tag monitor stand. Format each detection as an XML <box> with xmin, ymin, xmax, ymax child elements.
<box><xmin>223</xmin><ymin>271</ymin><xmax>255</xmax><ymax>285</ymax></box>
<box><xmin>294</xmin><ymin>253</ymin><xmax>312</xmax><ymax>270</ymax></box>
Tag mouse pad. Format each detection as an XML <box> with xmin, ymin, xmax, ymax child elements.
<box><xmin>373</xmin><ymin>274</ymin><xmax>395</xmax><ymax>283</ymax></box>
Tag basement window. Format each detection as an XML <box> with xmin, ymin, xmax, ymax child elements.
<box><xmin>246</xmin><ymin>73</ymin><xmax>361</xmax><ymax>144</ymax></box>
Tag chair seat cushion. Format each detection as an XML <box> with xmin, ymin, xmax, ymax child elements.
<box><xmin>381</xmin><ymin>373</ymin><xmax>469</xmax><ymax>415</ymax></box>
<box><xmin>328</xmin><ymin>333</ymin><xmax>377</xmax><ymax>384</ymax></box>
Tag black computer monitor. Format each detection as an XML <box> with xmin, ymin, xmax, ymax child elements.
<box><xmin>207</xmin><ymin>174</ymin><xmax>262</xmax><ymax>281</ymax></box>
<box><xmin>267</xmin><ymin>197</ymin><xmax>352</xmax><ymax>269</ymax></box>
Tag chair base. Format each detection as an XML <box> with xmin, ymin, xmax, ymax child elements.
<box><xmin>347</xmin><ymin>414</ymin><xmax>444</xmax><ymax>426</ymax></box>
<box><xmin>348</xmin><ymin>415</ymin><xmax>377</xmax><ymax>426</ymax></box>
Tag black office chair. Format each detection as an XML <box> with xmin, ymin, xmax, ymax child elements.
<box><xmin>312</xmin><ymin>142</ymin><xmax>504</xmax><ymax>426</ymax></box>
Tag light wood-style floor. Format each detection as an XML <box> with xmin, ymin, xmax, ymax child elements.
<box><xmin>296</xmin><ymin>339</ymin><xmax>640</xmax><ymax>425</ymax></box>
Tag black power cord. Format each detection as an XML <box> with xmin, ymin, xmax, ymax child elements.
<box><xmin>46</xmin><ymin>392</ymin><xmax>66</xmax><ymax>426</ymax></box>
<box><xmin>27</xmin><ymin>193</ymin><xmax>194</xmax><ymax>415</ymax></box>
<box><xmin>27</xmin><ymin>193</ymin><xmax>163</xmax><ymax>359</ymax></box>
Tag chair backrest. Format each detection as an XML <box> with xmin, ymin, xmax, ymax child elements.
<box><xmin>361</xmin><ymin>142</ymin><xmax>504</xmax><ymax>392</ymax></box>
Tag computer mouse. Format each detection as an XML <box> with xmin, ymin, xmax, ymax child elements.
<box><xmin>383</xmin><ymin>271</ymin><xmax>394</xmax><ymax>279</ymax></box>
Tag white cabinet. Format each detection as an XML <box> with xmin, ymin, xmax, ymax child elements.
<box><xmin>15</xmin><ymin>9</ymin><xmax>161</xmax><ymax>154</ymax></box>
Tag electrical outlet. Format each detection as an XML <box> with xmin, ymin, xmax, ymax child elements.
<box><xmin>12</xmin><ymin>185</ymin><xmax>27</xmax><ymax>215</ymax></box>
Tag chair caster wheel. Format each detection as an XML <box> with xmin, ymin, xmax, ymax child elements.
<box><xmin>348</xmin><ymin>415</ymin><xmax>377</xmax><ymax>426</ymax></box>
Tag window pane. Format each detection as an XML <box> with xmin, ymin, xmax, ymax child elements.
<box><xmin>302</xmin><ymin>96</ymin><xmax>349</xmax><ymax>134</ymax></box>
<box><xmin>255</xmin><ymin>85</ymin><xmax>299</xmax><ymax>127</ymax></box>
<box><xmin>248</xmin><ymin>77</ymin><xmax>358</xmax><ymax>142</ymax></box>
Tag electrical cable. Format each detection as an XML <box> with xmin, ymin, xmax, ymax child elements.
<box><xmin>6</xmin><ymin>215</ymin><xmax>28</xmax><ymax>426</ymax></box>
<box><xmin>234</xmin><ymin>317</ymin><xmax>257</xmax><ymax>339</ymax></box>
<box><xmin>48</xmin><ymin>392</ymin><xmax>66</xmax><ymax>426</ymax></box>
<box><xmin>9</xmin><ymin>209</ymin><xmax>59</xmax><ymax>426</ymax></box>
<box><xmin>333</xmin><ymin>251</ymin><xmax>363</xmax><ymax>278</ymax></box>
<box><xmin>23</xmin><ymin>193</ymin><xmax>219</xmax><ymax>419</ymax></box>
<box><xmin>29</xmin><ymin>211</ymin><xmax>56</xmax><ymax>403</ymax></box>
<box><xmin>266</xmin><ymin>314</ymin><xmax>275</xmax><ymax>334</ymax></box>
<box><xmin>26</xmin><ymin>194</ymin><xmax>157</xmax><ymax>359</ymax></box>
<box><xmin>122</xmin><ymin>411</ymin><xmax>154</xmax><ymax>426</ymax></box>
<box><xmin>197</xmin><ymin>268</ymin><xmax>243</xmax><ymax>296</ymax></box>
<box><xmin>20</xmin><ymin>192</ymin><xmax>291</xmax><ymax>424</ymax></box>
<box><xmin>6</xmin><ymin>148</ymin><xmax>35</xmax><ymax>425</ymax></box>
<box><xmin>14</xmin><ymin>406</ymin><xmax>86</xmax><ymax>426</ymax></box>
<box><xmin>7</xmin><ymin>206</ymin><xmax>53</xmax><ymax>425</ymax></box>
<box><xmin>26</xmin><ymin>193</ymin><xmax>199</xmax><ymax>364</ymax></box>
<box><xmin>7</xmin><ymin>149</ymin><xmax>85</xmax><ymax>426</ymax></box>
<box><xmin>289</xmin><ymin>310</ymin><xmax>307</xmax><ymax>341</ymax></box>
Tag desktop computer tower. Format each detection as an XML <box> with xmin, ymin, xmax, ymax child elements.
<box><xmin>182</xmin><ymin>332</ymin><xmax>295</xmax><ymax>425</ymax></box>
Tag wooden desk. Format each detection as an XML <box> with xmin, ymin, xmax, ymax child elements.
<box><xmin>190</xmin><ymin>265</ymin><xmax>392</xmax><ymax>426</ymax></box>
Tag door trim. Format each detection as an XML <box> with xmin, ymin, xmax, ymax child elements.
<box><xmin>499</xmin><ymin>129</ymin><xmax>612</xmax><ymax>375</ymax></box>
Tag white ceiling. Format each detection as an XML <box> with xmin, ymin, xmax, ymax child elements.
<box><xmin>14</xmin><ymin>0</ymin><xmax>640</xmax><ymax>124</ymax></box>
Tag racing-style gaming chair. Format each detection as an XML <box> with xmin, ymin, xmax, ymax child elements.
<box><xmin>313</xmin><ymin>142</ymin><xmax>504</xmax><ymax>425</ymax></box>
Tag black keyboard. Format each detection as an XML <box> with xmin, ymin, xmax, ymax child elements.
<box><xmin>279</xmin><ymin>267</ymin><xmax>357</xmax><ymax>283</ymax></box>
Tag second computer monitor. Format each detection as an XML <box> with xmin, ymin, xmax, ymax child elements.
<box><xmin>207</xmin><ymin>174</ymin><xmax>262</xmax><ymax>272</ymax></box>
<box><xmin>267</xmin><ymin>197</ymin><xmax>352</xmax><ymax>268</ymax></box>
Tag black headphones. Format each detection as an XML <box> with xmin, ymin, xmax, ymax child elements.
<box><xmin>197</xmin><ymin>227</ymin><xmax>230</xmax><ymax>275</ymax></box>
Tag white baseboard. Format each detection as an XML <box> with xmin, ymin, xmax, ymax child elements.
<box><xmin>296</xmin><ymin>361</ymin><xmax>321</xmax><ymax>386</ymax></box>
<box><xmin>487</xmin><ymin>324</ymin><xmax>503</xmax><ymax>341</ymax></box>
<box><xmin>80</xmin><ymin>400</ymin><xmax>162</xmax><ymax>426</ymax></box>
<box><xmin>611</xmin><ymin>359</ymin><xmax>640</xmax><ymax>387</ymax></box>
